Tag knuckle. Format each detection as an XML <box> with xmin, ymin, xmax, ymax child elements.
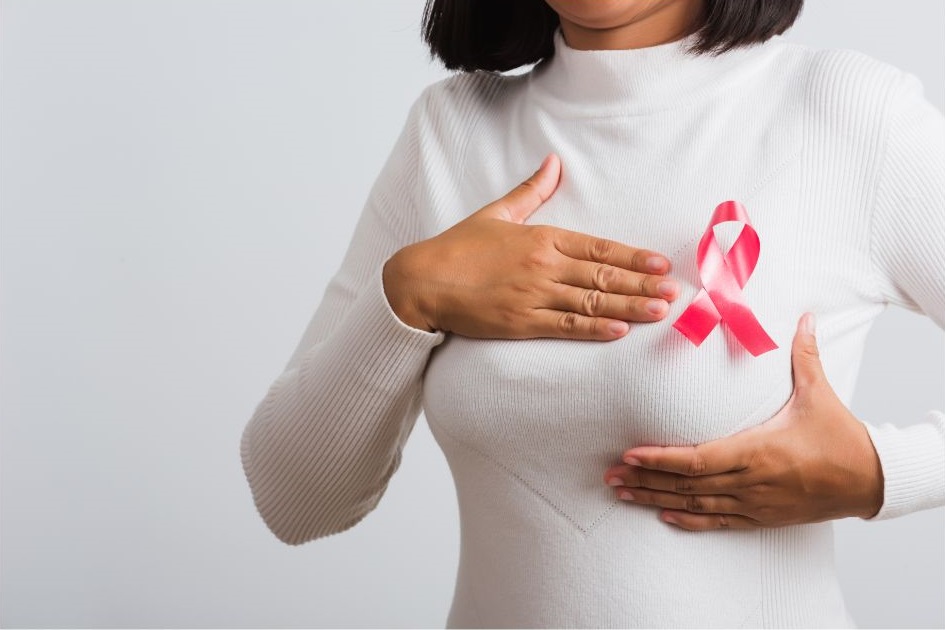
<box><xmin>687</xmin><ymin>453</ymin><xmax>708</xmax><ymax>476</ymax></box>
<box><xmin>529</xmin><ymin>225</ymin><xmax>556</xmax><ymax>249</ymax></box>
<box><xmin>745</xmin><ymin>481</ymin><xmax>768</xmax><ymax>502</ymax></box>
<box><xmin>524</xmin><ymin>251</ymin><xmax>554</xmax><ymax>271</ymax></box>
<box><xmin>590</xmin><ymin>238</ymin><xmax>616</xmax><ymax>262</ymax></box>
<box><xmin>516</xmin><ymin>178</ymin><xmax>542</xmax><ymax>202</ymax></box>
<box><xmin>582</xmin><ymin>289</ymin><xmax>605</xmax><ymax>316</ymax></box>
<box><xmin>718</xmin><ymin>514</ymin><xmax>730</xmax><ymax>528</ymax></box>
<box><xmin>497</xmin><ymin>305</ymin><xmax>519</xmax><ymax>328</ymax></box>
<box><xmin>624</xmin><ymin>296</ymin><xmax>650</xmax><ymax>320</ymax></box>
<box><xmin>523</xmin><ymin>238</ymin><xmax>555</xmax><ymax>269</ymax></box>
<box><xmin>745</xmin><ymin>445</ymin><xmax>766</xmax><ymax>471</ymax></box>
<box><xmin>685</xmin><ymin>495</ymin><xmax>706</xmax><ymax>513</ymax></box>
<box><xmin>644</xmin><ymin>275</ymin><xmax>663</xmax><ymax>297</ymax></box>
<box><xmin>592</xmin><ymin>264</ymin><xmax>617</xmax><ymax>291</ymax></box>
<box><xmin>674</xmin><ymin>477</ymin><xmax>696</xmax><ymax>494</ymax></box>
<box><xmin>755</xmin><ymin>506</ymin><xmax>775</xmax><ymax>525</ymax></box>
<box><xmin>557</xmin><ymin>311</ymin><xmax>581</xmax><ymax>335</ymax></box>
<box><xmin>800</xmin><ymin>345</ymin><xmax>821</xmax><ymax>363</ymax></box>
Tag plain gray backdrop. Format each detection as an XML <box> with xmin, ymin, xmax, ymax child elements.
<box><xmin>1</xmin><ymin>0</ymin><xmax>943</xmax><ymax>627</ymax></box>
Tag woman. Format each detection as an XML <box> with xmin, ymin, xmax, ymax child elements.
<box><xmin>240</xmin><ymin>0</ymin><xmax>945</xmax><ymax>626</ymax></box>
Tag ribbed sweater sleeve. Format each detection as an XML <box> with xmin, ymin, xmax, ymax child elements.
<box><xmin>240</xmin><ymin>89</ymin><xmax>445</xmax><ymax>545</ymax></box>
<box><xmin>865</xmin><ymin>72</ymin><xmax>945</xmax><ymax>520</ymax></box>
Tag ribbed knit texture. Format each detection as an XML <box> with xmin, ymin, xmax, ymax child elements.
<box><xmin>241</xmin><ymin>28</ymin><xmax>945</xmax><ymax>627</ymax></box>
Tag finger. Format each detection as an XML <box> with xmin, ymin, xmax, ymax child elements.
<box><xmin>615</xmin><ymin>487</ymin><xmax>743</xmax><ymax>515</ymax></box>
<box><xmin>529</xmin><ymin>308</ymin><xmax>630</xmax><ymax>341</ymax></box>
<box><xmin>604</xmin><ymin>465</ymin><xmax>744</xmax><ymax>494</ymax></box>
<box><xmin>547</xmin><ymin>284</ymin><xmax>669</xmax><ymax>322</ymax></box>
<box><xmin>556</xmin><ymin>259</ymin><xmax>679</xmax><ymax>300</ymax></box>
<box><xmin>791</xmin><ymin>312</ymin><xmax>826</xmax><ymax>391</ymax></box>
<box><xmin>660</xmin><ymin>510</ymin><xmax>760</xmax><ymax>531</ymax></box>
<box><xmin>623</xmin><ymin>436</ymin><xmax>753</xmax><ymax>476</ymax></box>
<box><xmin>552</xmin><ymin>229</ymin><xmax>671</xmax><ymax>275</ymax></box>
<box><xmin>480</xmin><ymin>153</ymin><xmax>562</xmax><ymax>224</ymax></box>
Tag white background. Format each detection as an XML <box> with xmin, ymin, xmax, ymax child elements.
<box><xmin>2</xmin><ymin>1</ymin><xmax>943</xmax><ymax>627</ymax></box>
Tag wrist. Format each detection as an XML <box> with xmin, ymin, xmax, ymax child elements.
<box><xmin>383</xmin><ymin>246</ymin><xmax>436</xmax><ymax>333</ymax></box>
<box><xmin>852</xmin><ymin>421</ymin><xmax>885</xmax><ymax>519</ymax></box>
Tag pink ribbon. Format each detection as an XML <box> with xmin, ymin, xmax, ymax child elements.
<box><xmin>673</xmin><ymin>200</ymin><xmax>777</xmax><ymax>356</ymax></box>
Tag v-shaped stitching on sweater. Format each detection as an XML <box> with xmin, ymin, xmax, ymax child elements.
<box><xmin>426</xmin><ymin>413</ymin><xmax>619</xmax><ymax>537</ymax></box>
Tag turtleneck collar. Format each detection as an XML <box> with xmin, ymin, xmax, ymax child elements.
<box><xmin>528</xmin><ymin>27</ymin><xmax>782</xmax><ymax>117</ymax></box>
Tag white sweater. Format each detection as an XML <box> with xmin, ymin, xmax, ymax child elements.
<box><xmin>241</xmin><ymin>28</ymin><xmax>945</xmax><ymax>628</ymax></box>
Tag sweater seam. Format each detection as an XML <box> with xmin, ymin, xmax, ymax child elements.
<box><xmin>405</xmin><ymin>84</ymin><xmax>434</xmax><ymax>245</ymax></box>
<box><xmin>455</xmin><ymin>73</ymin><xmax>506</xmax><ymax>195</ymax></box>
<box><xmin>427</xmin><ymin>410</ymin><xmax>600</xmax><ymax>536</ymax></box>
<box><xmin>865</xmin><ymin>71</ymin><xmax>908</xmax><ymax>305</ymax></box>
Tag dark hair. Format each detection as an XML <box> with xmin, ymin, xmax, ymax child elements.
<box><xmin>422</xmin><ymin>0</ymin><xmax>804</xmax><ymax>72</ymax></box>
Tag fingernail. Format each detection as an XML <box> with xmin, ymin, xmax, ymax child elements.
<box><xmin>645</xmin><ymin>300</ymin><xmax>667</xmax><ymax>315</ymax></box>
<box><xmin>657</xmin><ymin>280</ymin><xmax>677</xmax><ymax>297</ymax></box>
<box><xmin>662</xmin><ymin>513</ymin><xmax>677</xmax><ymax>524</ymax></box>
<box><xmin>619</xmin><ymin>490</ymin><xmax>635</xmax><ymax>501</ymax></box>
<box><xmin>623</xmin><ymin>456</ymin><xmax>641</xmax><ymax>466</ymax></box>
<box><xmin>537</xmin><ymin>153</ymin><xmax>553</xmax><ymax>172</ymax></box>
<box><xmin>646</xmin><ymin>256</ymin><xmax>667</xmax><ymax>273</ymax></box>
<box><xmin>607</xmin><ymin>477</ymin><xmax>623</xmax><ymax>486</ymax></box>
<box><xmin>803</xmin><ymin>312</ymin><xmax>816</xmax><ymax>336</ymax></box>
<box><xmin>608</xmin><ymin>321</ymin><xmax>629</xmax><ymax>336</ymax></box>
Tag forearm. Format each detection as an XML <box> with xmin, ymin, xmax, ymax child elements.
<box><xmin>241</xmin><ymin>269</ymin><xmax>443</xmax><ymax>545</ymax></box>
<box><xmin>863</xmin><ymin>411</ymin><xmax>945</xmax><ymax>520</ymax></box>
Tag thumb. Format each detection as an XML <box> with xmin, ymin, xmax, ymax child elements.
<box><xmin>481</xmin><ymin>153</ymin><xmax>561</xmax><ymax>223</ymax></box>
<box><xmin>791</xmin><ymin>312</ymin><xmax>826</xmax><ymax>391</ymax></box>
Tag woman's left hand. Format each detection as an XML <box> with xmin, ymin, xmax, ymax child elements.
<box><xmin>604</xmin><ymin>313</ymin><xmax>886</xmax><ymax>530</ymax></box>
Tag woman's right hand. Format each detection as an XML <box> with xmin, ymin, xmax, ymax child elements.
<box><xmin>382</xmin><ymin>153</ymin><xmax>679</xmax><ymax>341</ymax></box>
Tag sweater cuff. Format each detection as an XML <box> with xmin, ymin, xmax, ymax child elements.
<box><xmin>363</xmin><ymin>264</ymin><xmax>445</xmax><ymax>355</ymax></box>
<box><xmin>863</xmin><ymin>411</ymin><xmax>945</xmax><ymax>520</ymax></box>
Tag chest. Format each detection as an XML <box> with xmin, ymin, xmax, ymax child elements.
<box><xmin>418</xmin><ymin>98</ymin><xmax>877</xmax><ymax>527</ymax></box>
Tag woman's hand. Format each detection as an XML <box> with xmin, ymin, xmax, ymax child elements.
<box><xmin>382</xmin><ymin>154</ymin><xmax>679</xmax><ymax>340</ymax></box>
<box><xmin>604</xmin><ymin>313</ymin><xmax>885</xmax><ymax>530</ymax></box>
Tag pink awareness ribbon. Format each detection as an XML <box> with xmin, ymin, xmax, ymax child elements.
<box><xmin>672</xmin><ymin>200</ymin><xmax>778</xmax><ymax>356</ymax></box>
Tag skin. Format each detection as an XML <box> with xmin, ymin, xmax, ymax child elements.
<box><xmin>384</xmin><ymin>0</ymin><xmax>885</xmax><ymax>529</ymax></box>
<box><xmin>544</xmin><ymin>0</ymin><xmax>705</xmax><ymax>50</ymax></box>
<box><xmin>384</xmin><ymin>154</ymin><xmax>677</xmax><ymax>340</ymax></box>
<box><xmin>605</xmin><ymin>314</ymin><xmax>884</xmax><ymax>528</ymax></box>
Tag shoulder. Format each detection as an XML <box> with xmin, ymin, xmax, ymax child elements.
<box><xmin>408</xmin><ymin>70</ymin><xmax>525</xmax><ymax>136</ymax></box>
<box><xmin>395</xmin><ymin>71</ymin><xmax>525</xmax><ymax>176</ymax></box>
<box><xmin>761</xmin><ymin>39</ymin><xmax>935</xmax><ymax>164</ymax></box>
<box><xmin>421</xmin><ymin>70</ymin><xmax>522</xmax><ymax>110</ymax></box>
<box><xmin>773</xmin><ymin>40</ymin><xmax>918</xmax><ymax>117</ymax></box>
<box><xmin>425</xmin><ymin>69</ymin><xmax>509</xmax><ymax>96</ymax></box>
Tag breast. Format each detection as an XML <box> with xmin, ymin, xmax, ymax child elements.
<box><xmin>424</xmin><ymin>311</ymin><xmax>792</xmax><ymax>448</ymax></box>
<box><xmin>421</xmin><ymin>310</ymin><xmax>794</xmax><ymax>533</ymax></box>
